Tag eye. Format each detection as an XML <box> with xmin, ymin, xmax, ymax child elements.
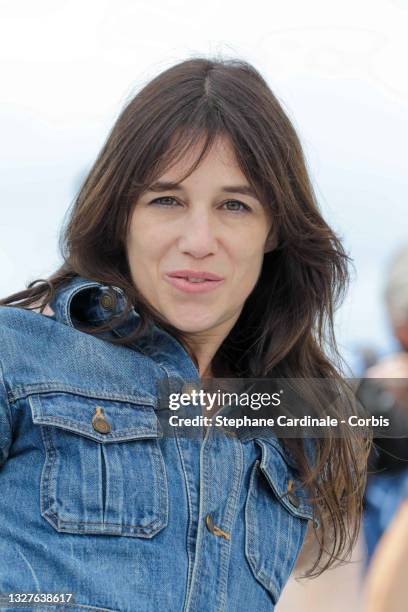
<box><xmin>222</xmin><ymin>200</ymin><xmax>252</xmax><ymax>213</ymax></box>
<box><xmin>149</xmin><ymin>196</ymin><xmax>181</xmax><ymax>207</ymax></box>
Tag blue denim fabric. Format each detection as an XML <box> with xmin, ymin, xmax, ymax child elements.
<box><xmin>0</xmin><ymin>275</ymin><xmax>316</xmax><ymax>612</ymax></box>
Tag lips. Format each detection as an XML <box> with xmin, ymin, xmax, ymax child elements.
<box><xmin>166</xmin><ymin>269</ymin><xmax>224</xmax><ymax>281</ymax></box>
<box><xmin>164</xmin><ymin>269</ymin><xmax>225</xmax><ymax>294</ymax></box>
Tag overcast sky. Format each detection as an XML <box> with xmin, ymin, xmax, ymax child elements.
<box><xmin>1</xmin><ymin>0</ymin><xmax>407</xmax><ymax>371</ymax></box>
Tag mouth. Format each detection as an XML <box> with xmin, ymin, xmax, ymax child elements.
<box><xmin>164</xmin><ymin>270</ymin><xmax>225</xmax><ymax>294</ymax></box>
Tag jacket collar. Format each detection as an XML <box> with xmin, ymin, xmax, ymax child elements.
<box><xmin>49</xmin><ymin>275</ymin><xmax>200</xmax><ymax>382</ymax></box>
<box><xmin>49</xmin><ymin>275</ymin><xmax>121</xmax><ymax>328</ymax></box>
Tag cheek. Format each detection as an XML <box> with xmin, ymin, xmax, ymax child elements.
<box><xmin>237</xmin><ymin>253</ymin><xmax>264</xmax><ymax>288</ymax></box>
<box><xmin>230</xmin><ymin>226</ymin><xmax>267</xmax><ymax>273</ymax></box>
<box><xmin>126</xmin><ymin>223</ymin><xmax>159</xmax><ymax>287</ymax></box>
<box><xmin>229</xmin><ymin>241</ymin><xmax>265</xmax><ymax>300</ymax></box>
<box><xmin>127</xmin><ymin>212</ymin><xmax>166</xmax><ymax>263</ymax></box>
<box><xmin>126</xmin><ymin>220</ymin><xmax>177</xmax><ymax>301</ymax></box>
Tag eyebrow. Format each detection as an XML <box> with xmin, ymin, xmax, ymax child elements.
<box><xmin>146</xmin><ymin>181</ymin><xmax>258</xmax><ymax>198</ymax></box>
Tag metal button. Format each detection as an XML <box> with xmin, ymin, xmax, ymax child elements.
<box><xmin>287</xmin><ymin>479</ymin><xmax>300</xmax><ymax>508</ymax></box>
<box><xmin>205</xmin><ymin>513</ymin><xmax>231</xmax><ymax>540</ymax></box>
<box><xmin>224</xmin><ymin>429</ymin><xmax>237</xmax><ymax>437</ymax></box>
<box><xmin>100</xmin><ymin>292</ymin><xmax>115</xmax><ymax>310</ymax></box>
<box><xmin>205</xmin><ymin>513</ymin><xmax>215</xmax><ymax>533</ymax></box>
<box><xmin>92</xmin><ymin>406</ymin><xmax>111</xmax><ymax>434</ymax></box>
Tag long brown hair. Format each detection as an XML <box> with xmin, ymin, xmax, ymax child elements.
<box><xmin>1</xmin><ymin>56</ymin><xmax>370</xmax><ymax>576</ymax></box>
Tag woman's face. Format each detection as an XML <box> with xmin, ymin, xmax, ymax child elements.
<box><xmin>126</xmin><ymin>135</ymin><xmax>274</xmax><ymax>337</ymax></box>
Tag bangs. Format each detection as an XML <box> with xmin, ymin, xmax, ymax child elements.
<box><xmin>132</xmin><ymin>126</ymin><xmax>270</xmax><ymax>215</ymax></box>
<box><xmin>141</xmin><ymin>126</ymin><xmax>222</xmax><ymax>193</ymax></box>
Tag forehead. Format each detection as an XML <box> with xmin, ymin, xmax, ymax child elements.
<box><xmin>153</xmin><ymin>134</ymin><xmax>246</xmax><ymax>185</ymax></box>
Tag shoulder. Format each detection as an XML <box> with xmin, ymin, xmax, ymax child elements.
<box><xmin>0</xmin><ymin>303</ymin><xmax>54</xmax><ymax>328</ymax></box>
<box><xmin>0</xmin><ymin>303</ymin><xmax>91</xmax><ymax>376</ymax></box>
<box><xmin>0</xmin><ymin>304</ymin><xmax>60</xmax><ymax>372</ymax></box>
<box><xmin>0</xmin><ymin>304</ymin><xmax>57</xmax><ymax>337</ymax></box>
<box><xmin>0</xmin><ymin>304</ymin><xmax>161</xmax><ymax>404</ymax></box>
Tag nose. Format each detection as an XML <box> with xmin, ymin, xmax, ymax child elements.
<box><xmin>177</xmin><ymin>208</ymin><xmax>218</xmax><ymax>258</ymax></box>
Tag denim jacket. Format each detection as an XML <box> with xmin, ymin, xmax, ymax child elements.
<box><xmin>0</xmin><ymin>275</ymin><xmax>315</xmax><ymax>612</ymax></box>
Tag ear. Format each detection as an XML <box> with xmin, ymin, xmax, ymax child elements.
<box><xmin>264</xmin><ymin>229</ymin><xmax>278</xmax><ymax>254</ymax></box>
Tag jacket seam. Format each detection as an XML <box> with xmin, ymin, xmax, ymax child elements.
<box><xmin>174</xmin><ymin>428</ymin><xmax>195</xmax><ymax>610</ymax></box>
<box><xmin>0</xmin><ymin>358</ymin><xmax>13</xmax><ymax>431</ymax></box>
<box><xmin>9</xmin><ymin>385</ymin><xmax>157</xmax><ymax>406</ymax></box>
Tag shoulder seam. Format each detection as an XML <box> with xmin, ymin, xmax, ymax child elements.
<box><xmin>0</xmin><ymin>358</ymin><xmax>13</xmax><ymax>425</ymax></box>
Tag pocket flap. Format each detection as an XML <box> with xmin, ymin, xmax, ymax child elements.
<box><xmin>29</xmin><ymin>392</ymin><xmax>162</xmax><ymax>442</ymax></box>
<box><xmin>256</xmin><ymin>438</ymin><xmax>316</xmax><ymax>524</ymax></box>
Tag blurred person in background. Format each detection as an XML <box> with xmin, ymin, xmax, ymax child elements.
<box><xmin>357</xmin><ymin>244</ymin><xmax>408</xmax><ymax>565</ymax></box>
<box><xmin>363</xmin><ymin>497</ymin><xmax>408</xmax><ymax>612</ymax></box>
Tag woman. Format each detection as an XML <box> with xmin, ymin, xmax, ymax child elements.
<box><xmin>0</xmin><ymin>57</ymin><xmax>369</xmax><ymax>612</ymax></box>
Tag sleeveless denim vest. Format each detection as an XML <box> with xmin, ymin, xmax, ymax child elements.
<box><xmin>0</xmin><ymin>275</ymin><xmax>316</xmax><ymax>612</ymax></box>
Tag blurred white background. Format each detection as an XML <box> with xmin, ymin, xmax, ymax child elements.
<box><xmin>1</xmin><ymin>0</ymin><xmax>407</xmax><ymax>372</ymax></box>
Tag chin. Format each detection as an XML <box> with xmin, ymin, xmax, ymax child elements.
<box><xmin>166</xmin><ymin>308</ymin><xmax>219</xmax><ymax>334</ymax></box>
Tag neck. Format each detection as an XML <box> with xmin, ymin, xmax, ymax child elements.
<box><xmin>186</xmin><ymin>336</ymin><xmax>219</xmax><ymax>378</ymax></box>
<box><xmin>181</xmin><ymin>311</ymin><xmax>242</xmax><ymax>379</ymax></box>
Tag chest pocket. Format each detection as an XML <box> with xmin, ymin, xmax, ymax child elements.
<box><xmin>28</xmin><ymin>391</ymin><xmax>168</xmax><ymax>538</ymax></box>
<box><xmin>244</xmin><ymin>438</ymin><xmax>316</xmax><ymax>604</ymax></box>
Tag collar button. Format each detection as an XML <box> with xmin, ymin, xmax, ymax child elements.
<box><xmin>100</xmin><ymin>292</ymin><xmax>115</xmax><ymax>310</ymax></box>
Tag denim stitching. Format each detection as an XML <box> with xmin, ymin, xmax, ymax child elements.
<box><xmin>183</xmin><ymin>424</ymin><xmax>212</xmax><ymax>611</ymax></box>
<box><xmin>43</xmin><ymin>437</ymin><xmax>167</xmax><ymax>532</ymax></box>
<box><xmin>245</xmin><ymin>460</ymin><xmax>280</xmax><ymax>602</ymax></box>
<box><xmin>256</xmin><ymin>440</ymin><xmax>313</xmax><ymax>520</ymax></box>
<box><xmin>11</xmin><ymin>385</ymin><xmax>157</xmax><ymax>406</ymax></box>
<box><xmin>244</xmin><ymin>442</ymin><xmax>311</xmax><ymax>603</ymax></box>
<box><xmin>174</xmin><ymin>428</ymin><xmax>195</xmax><ymax>612</ymax></box>
<box><xmin>35</xmin><ymin>406</ymin><xmax>168</xmax><ymax>534</ymax></box>
<box><xmin>217</xmin><ymin>434</ymin><xmax>244</xmax><ymax>612</ymax></box>
<box><xmin>31</xmin><ymin>417</ymin><xmax>160</xmax><ymax>441</ymax></box>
